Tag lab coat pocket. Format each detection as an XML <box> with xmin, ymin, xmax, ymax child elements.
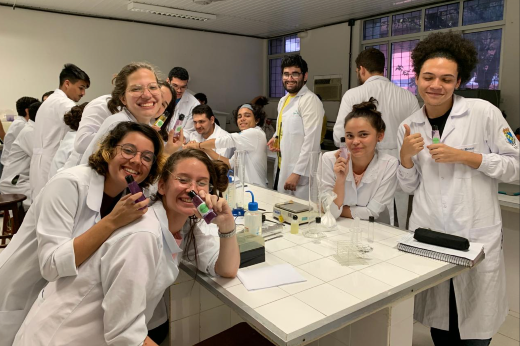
<box><xmin>468</xmin><ymin>223</ymin><xmax>502</xmax><ymax>273</ymax></box>
<box><xmin>454</xmin><ymin>143</ymin><xmax>478</xmax><ymax>178</ymax></box>
<box><xmin>285</xmin><ymin>112</ymin><xmax>303</xmax><ymax>135</ymax></box>
<box><xmin>0</xmin><ymin>309</ymin><xmax>26</xmax><ymax>345</ymax></box>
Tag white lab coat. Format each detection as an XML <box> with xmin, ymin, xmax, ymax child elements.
<box><xmin>48</xmin><ymin>131</ymin><xmax>76</xmax><ymax>180</ymax></box>
<box><xmin>274</xmin><ymin>85</ymin><xmax>324</xmax><ymax>199</ymax></box>
<box><xmin>397</xmin><ymin>95</ymin><xmax>519</xmax><ymax>339</ymax></box>
<box><xmin>215</xmin><ymin>126</ymin><xmax>267</xmax><ymax>187</ymax></box>
<box><xmin>167</xmin><ymin>91</ymin><xmax>200</xmax><ymax>141</ymax></box>
<box><xmin>0</xmin><ymin>120</ymin><xmax>34</xmax><ymax>208</ymax></box>
<box><xmin>0</xmin><ymin>115</ymin><xmax>27</xmax><ymax>165</ymax></box>
<box><xmin>29</xmin><ymin>89</ymin><xmax>76</xmax><ymax>200</ymax></box>
<box><xmin>73</xmin><ymin>94</ymin><xmax>112</xmax><ymax>154</ymax></box>
<box><xmin>80</xmin><ymin>109</ymin><xmax>153</xmax><ymax>165</ymax></box>
<box><xmin>319</xmin><ymin>150</ymin><xmax>398</xmax><ymax>223</ymax></box>
<box><xmin>333</xmin><ymin>76</ymin><xmax>420</xmax><ymax>158</ymax></box>
<box><xmin>189</xmin><ymin>124</ymin><xmax>234</xmax><ymax>159</ymax></box>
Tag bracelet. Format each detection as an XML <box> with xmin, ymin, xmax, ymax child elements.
<box><xmin>218</xmin><ymin>228</ymin><xmax>236</xmax><ymax>238</ymax></box>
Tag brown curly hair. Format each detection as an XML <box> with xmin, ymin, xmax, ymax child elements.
<box><xmin>64</xmin><ymin>102</ymin><xmax>88</xmax><ymax>131</ymax></box>
<box><xmin>107</xmin><ymin>62</ymin><xmax>160</xmax><ymax>114</ymax></box>
<box><xmin>411</xmin><ymin>31</ymin><xmax>478</xmax><ymax>85</ymax></box>
<box><xmin>88</xmin><ymin>122</ymin><xmax>165</xmax><ymax>189</ymax></box>
<box><xmin>153</xmin><ymin>148</ymin><xmax>229</xmax><ymax>268</ymax></box>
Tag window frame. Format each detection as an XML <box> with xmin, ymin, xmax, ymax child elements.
<box><xmin>360</xmin><ymin>0</ymin><xmax>506</xmax><ymax>94</ymax></box>
<box><xmin>267</xmin><ymin>34</ymin><xmax>301</xmax><ymax>100</ymax></box>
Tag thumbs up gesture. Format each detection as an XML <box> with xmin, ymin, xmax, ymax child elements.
<box><xmin>400</xmin><ymin>124</ymin><xmax>424</xmax><ymax>168</ymax></box>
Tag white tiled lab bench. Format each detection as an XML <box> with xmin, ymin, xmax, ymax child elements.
<box><xmin>168</xmin><ymin>185</ymin><xmax>475</xmax><ymax>346</ymax></box>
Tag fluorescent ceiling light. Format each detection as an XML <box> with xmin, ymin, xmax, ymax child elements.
<box><xmin>127</xmin><ymin>2</ymin><xmax>216</xmax><ymax>21</ymax></box>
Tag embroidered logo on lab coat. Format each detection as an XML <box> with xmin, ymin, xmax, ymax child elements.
<box><xmin>503</xmin><ymin>128</ymin><xmax>518</xmax><ymax>149</ymax></box>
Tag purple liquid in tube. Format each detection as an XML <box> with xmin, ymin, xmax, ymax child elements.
<box><xmin>188</xmin><ymin>190</ymin><xmax>218</xmax><ymax>224</ymax></box>
<box><xmin>172</xmin><ymin>114</ymin><xmax>185</xmax><ymax>139</ymax></box>
<box><xmin>339</xmin><ymin>137</ymin><xmax>349</xmax><ymax>159</ymax></box>
<box><xmin>125</xmin><ymin>175</ymin><xmax>147</xmax><ymax>207</ymax></box>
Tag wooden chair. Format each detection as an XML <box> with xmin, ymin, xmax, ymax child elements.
<box><xmin>194</xmin><ymin>322</ymin><xmax>274</xmax><ymax>346</ymax></box>
<box><xmin>0</xmin><ymin>194</ymin><xmax>27</xmax><ymax>248</ymax></box>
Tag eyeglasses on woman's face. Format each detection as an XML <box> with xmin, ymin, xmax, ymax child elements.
<box><xmin>116</xmin><ymin>143</ymin><xmax>156</xmax><ymax>166</ymax></box>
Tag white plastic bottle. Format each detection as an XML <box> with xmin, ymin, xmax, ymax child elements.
<box><xmin>244</xmin><ymin>190</ymin><xmax>262</xmax><ymax>236</ymax></box>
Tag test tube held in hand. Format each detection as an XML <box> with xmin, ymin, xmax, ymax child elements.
<box><xmin>188</xmin><ymin>190</ymin><xmax>218</xmax><ymax>224</ymax></box>
<box><xmin>154</xmin><ymin>112</ymin><xmax>168</xmax><ymax>128</ymax></box>
<box><xmin>432</xmin><ymin>125</ymin><xmax>440</xmax><ymax>144</ymax></box>
<box><xmin>173</xmin><ymin>114</ymin><xmax>185</xmax><ymax>139</ymax></box>
<box><xmin>125</xmin><ymin>175</ymin><xmax>147</xmax><ymax>206</ymax></box>
<box><xmin>340</xmin><ymin>137</ymin><xmax>349</xmax><ymax>159</ymax></box>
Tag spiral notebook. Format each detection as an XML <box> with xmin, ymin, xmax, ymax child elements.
<box><xmin>397</xmin><ymin>234</ymin><xmax>485</xmax><ymax>267</ymax></box>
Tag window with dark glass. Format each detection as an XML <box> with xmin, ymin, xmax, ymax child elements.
<box><xmin>365</xmin><ymin>44</ymin><xmax>388</xmax><ymax>77</ymax></box>
<box><xmin>425</xmin><ymin>3</ymin><xmax>460</xmax><ymax>31</ymax></box>
<box><xmin>391</xmin><ymin>40</ymin><xmax>420</xmax><ymax>94</ymax></box>
<box><xmin>363</xmin><ymin>17</ymin><xmax>389</xmax><ymax>40</ymax></box>
<box><xmin>463</xmin><ymin>0</ymin><xmax>504</xmax><ymax>26</ymax></box>
<box><xmin>285</xmin><ymin>35</ymin><xmax>300</xmax><ymax>53</ymax></box>
<box><xmin>463</xmin><ymin>29</ymin><xmax>502</xmax><ymax>90</ymax></box>
<box><xmin>269</xmin><ymin>58</ymin><xmax>284</xmax><ymax>98</ymax></box>
<box><xmin>269</xmin><ymin>38</ymin><xmax>283</xmax><ymax>55</ymax></box>
<box><xmin>392</xmin><ymin>10</ymin><xmax>422</xmax><ymax>36</ymax></box>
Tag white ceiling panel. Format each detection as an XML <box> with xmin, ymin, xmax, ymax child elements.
<box><xmin>1</xmin><ymin>0</ymin><xmax>448</xmax><ymax>38</ymax></box>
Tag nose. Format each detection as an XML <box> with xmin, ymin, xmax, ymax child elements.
<box><xmin>430</xmin><ymin>78</ymin><xmax>442</xmax><ymax>88</ymax></box>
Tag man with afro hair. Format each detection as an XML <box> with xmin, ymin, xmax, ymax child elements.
<box><xmin>397</xmin><ymin>31</ymin><xmax>519</xmax><ymax>345</ymax></box>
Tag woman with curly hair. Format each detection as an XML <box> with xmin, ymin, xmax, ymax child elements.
<box><xmin>0</xmin><ymin>122</ymin><xmax>165</xmax><ymax>346</ymax></box>
<box><xmin>397</xmin><ymin>31</ymin><xmax>519</xmax><ymax>345</ymax></box>
<box><xmin>185</xmin><ymin>103</ymin><xmax>268</xmax><ymax>187</ymax></box>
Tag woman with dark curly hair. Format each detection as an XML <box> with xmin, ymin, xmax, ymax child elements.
<box><xmin>185</xmin><ymin>103</ymin><xmax>268</xmax><ymax>187</ymax></box>
<box><xmin>0</xmin><ymin>122</ymin><xmax>164</xmax><ymax>346</ymax></box>
<box><xmin>48</xmin><ymin>102</ymin><xmax>88</xmax><ymax>179</ymax></box>
<box><xmin>397</xmin><ymin>31</ymin><xmax>519</xmax><ymax>345</ymax></box>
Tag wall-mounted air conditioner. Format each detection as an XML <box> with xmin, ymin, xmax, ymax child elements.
<box><xmin>314</xmin><ymin>75</ymin><xmax>342</xmax><ymax>101</ymax></box>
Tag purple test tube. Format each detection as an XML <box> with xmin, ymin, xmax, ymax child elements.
<box><xmin>339</xmin><ymin>137</ymin><xmax>349</xmax><ymax>160</ymax></box>
<box><xmin>173</xmin><ymin>114</ymin><xmax>185</xmax><ymax>139</ymax></box>
<box><xmin>188</xmin><ymin>190</ymin><xmax>217</xmax><ymax>224</ymax></box>
<box><xmin>125</xmin><ymin>175</ymin><xmax>147</xmax><ymax>206</ymax></box>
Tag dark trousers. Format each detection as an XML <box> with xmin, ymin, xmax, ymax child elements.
<box><xmin>148</xmin><ymin>320</ymin><xmax>169</xmax><ymax>345</ymax></box>
<box><xmin>273</xmin><ymin>167</ymin><xmax>280</xmax><ymax>191</ymax></box>
<box><xmin>430</xmin><ymin>280</ymin><xmax>492</xmax><ymax>346</ymax></box>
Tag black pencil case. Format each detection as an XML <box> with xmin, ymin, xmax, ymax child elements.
<box><xmin>414</xmin><ymin>228</ymin><xmax>470</xmax><ymax>251</ymax></box>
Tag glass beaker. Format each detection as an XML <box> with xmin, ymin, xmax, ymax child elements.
<box><xmin>303</xmin><ymin>151</ymin><xmax>325</xmax><ymax>239</ymax></box>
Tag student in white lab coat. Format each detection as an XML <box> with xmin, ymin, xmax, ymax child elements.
<box><xmin>186</xmin><ymin>103</ymin><xmax>268</xmax><ymax>187</ymax></box>
<box><xmin>13</xmin><ymin>148</ymin><xmax>239</xmax><ymax>346</ymax></box>
<box><xmin>166</xmin><ymin>66</ymin><xmax>201</xmax><ymax>140</ymax></box>
<box><xmin>0</xmin><ymin>122</ymin><xmax>166</xmax><ymax>346</ymax></box>
<box><xmin>320</xmin><ymin>98</ymin><xmax>398</xmax><ymax>223</ymax></box>
<box><xmin>48</xmin><ymin>102</ymin><xmax>87</xmax><ymax>179</ymax></box>
<box><xmin>29</xmin><ymin>63</ymin><xmax>90</xmax><ymax>200</ymax></box>
<box><xmin>0</xmin><ymin>102</ymin><xmax>42</xmax><ymax>209</ymax></box>
<box><xmin>80</xmin><ymin>63</ymin><xmax>179</xmax><ymax>165</ymax></box>
<box><xmin>1</xmin><ymin>96</ymin><xmax>39</xmax><ymax>166</ymax></box>
<box><xmin>267</xmin><ymin>55</ymin><xmax>324</xmax><ymax>200</ymax></box>
<box><xmin>187</xmin><ymin>104</ymin><xmax>233</xmax><ymax>159</ymax></box>
<box><xmin>397</xmin><ymin>32</ymin><xmax>520</xmax><ymax>345</ymax></box>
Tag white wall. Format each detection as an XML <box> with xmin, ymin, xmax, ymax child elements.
<box><xmin>0</xmin><ymin>7</ymin><xmax>264</xmax><ymax>120</ymax></box>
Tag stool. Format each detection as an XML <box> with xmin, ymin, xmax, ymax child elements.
<box><xmin>194</xmin><ymin>322</ymin><xmax>273</xmax><ymax>346</ymax></box>
<box><xmin>0</xmin><ymin>194</ymin><xmax>27</xmax><ymax>248</ymax></box>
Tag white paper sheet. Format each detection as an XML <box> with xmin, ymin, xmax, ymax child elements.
<box><xmin>237</xmin><ymin>263</ymin><xmax>307</xmax><ymax>291</ymax></box>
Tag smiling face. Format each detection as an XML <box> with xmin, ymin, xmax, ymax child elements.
<box><xmin>120</xmin><ymin>68</ymin><xmax>161</xmax><ymax>123</ymax></box>
<box><xmin>158</xmin><ymin>157</ymin><xmax>211</xmax><ymax>218</ymax></box>
<box><xmin>344</xmin><ymin>117</ymin><xmax>384</xmax><ymax>159</ymax></box>
<box><xmin>282</xmin><ymin>66</ymin><xmax>307</xmax><ymax>95</ymax></box>
<box><xmin>157</xmin><ymin>85</ymin><xmax>173</xmax><ymax>117</ymax></box>
<box><xmin>417</xmin><ymin>57</ymin><xmax>461</xmax><ymax>115</ymax></box>
<box><xmin>105</xmin><ymin>131</ymin><xmax>154</xmax><ymax>195</ymax></box>
<box><xmin>236</xmin><ymin>107</ymin><xmax>258</xmax><ymax>131</ymax></box>
<box><xmin>193</xmin><ymin>113</ymin><xmax>214</xmax><ymax>139</ymax></box>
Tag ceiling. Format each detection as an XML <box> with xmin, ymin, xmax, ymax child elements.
<box><xmin>1</xmin><ymin>0</ymin><xmax>446</xmax><ymax>38</ymax></box>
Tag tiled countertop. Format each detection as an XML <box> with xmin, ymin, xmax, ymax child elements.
<box><xmin>181</xmin><ymin>185</ymin><xmax>473</xmax><ymax>346</ymax></box>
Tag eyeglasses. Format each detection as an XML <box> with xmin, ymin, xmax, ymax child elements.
<box><xmin>116</xmin><ymin>144</ymin><xmax>156</xmax><ymax>165</ymax></box>
<box><xmin>173</xmin><ymin>175</ymin><xmax>213</xmax><ymax>191</ymax></box>
<box><xmin>282</xmin><ymin>72</ymin><xmax>303</xmax><ymax>79</ymax></box>
<box><xmin>127</xmin><ymin>82</ymin><xmax>161</xmax><ymax>97</ymax></box>
<box><xmin>171</xmin><ymin>83</ymin><xmax>188</xmax><ymax>92</ymax></box>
